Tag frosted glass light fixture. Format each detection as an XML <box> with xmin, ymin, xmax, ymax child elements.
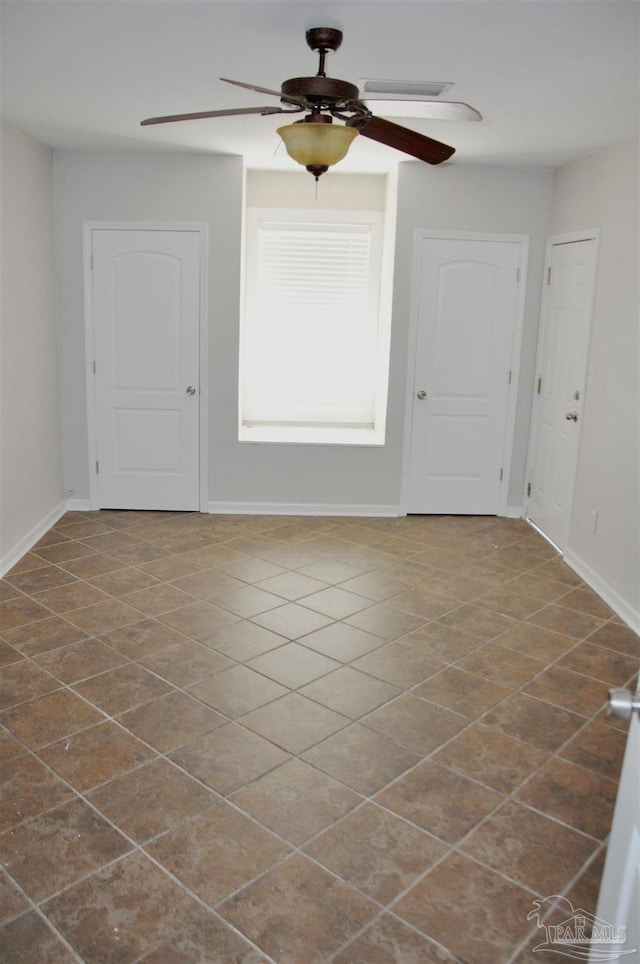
<box><xmin>277</xmin><ymin>116</ymin><xmax>358</xmax><ymax>181</ymax></box>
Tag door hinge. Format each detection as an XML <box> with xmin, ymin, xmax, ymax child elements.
<box><xmin>92</xmin><ymin>360</ymin><xmax>96</xmax><ymax>375</ymax></box>
<box><xmin>508</xmin><ymin>370</ymin><xmax>512</xmax><ymax>385</ymax></box>
<box><xmin>527</xmin><ymin>482</ymin><xmax>531</xmax><ymax>497</ymax></box>
<box><xmin>537</xmin><ymin>375</ymin><xmax>542</xmax><ymax>394</ymax></box>
<box><xmin>95</xmin><ymin>460</ymin><xmax>99</xmax><ymax>474</ymax></box>
<box><xmin>500</xmin><ymin>468</ymin><xmax>504</xmax><ymax>481</ymax></box>
<box><xmin>516</xmin><ymin>268</ymin><xmax>520</xmax><ymax>282</ymax></box>
<box><xmin>546</xmin><ymin>266</ymin><xmax>552</xmax><ymax>285</ymax></box>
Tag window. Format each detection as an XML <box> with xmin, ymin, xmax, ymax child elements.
<box><xmin>239</xmin><ymin>207</ymin><xmax>390</xmax><ymax>445</ymax></box>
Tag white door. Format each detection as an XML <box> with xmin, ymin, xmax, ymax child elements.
<box><xmin>590</xmin><ymin>684</ymin><xmax>639</xmax><ymax>962</ymax></box>
<box><xmin>527</xmin><ymin>234</ymin><xmax>599</xmax><ymax>549</ymax></box>
<box><xmin>405</xmin><ymin>236</ymin><xmax>522</xmax><ymax>514</ymax></box>
<box><xmin>91</xmin><ymin>228</ymin><xmax>201</xmax><ymax>511</ymax></box>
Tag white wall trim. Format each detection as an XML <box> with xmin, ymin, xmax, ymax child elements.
<box><xmin>564</xmin><ymin>548</ymin><xmax>640</xmax><ymax>634</ymax></box>
<box><xmin>506</xmin><ymin>505</ymin><xmax>524</xmax><ymax>518</ymax></box>
<box><xmin>400</xmin><ymin>229</ymin><xmax>529</xmax><ymax>516</ymax></box>
<box><xmin>207</xmin><ymin>502</ymin><xmax>402</xmax><ymax>517</ymax></box>
<box><xmin>0</xmin><ymin>501</ymin><xmax>67</xmax><ymax>578</ymax></box>
<box><xmin>82</xmin><ymin>221</ymin><xmax>209</xmax><ymax>511</ymax></box>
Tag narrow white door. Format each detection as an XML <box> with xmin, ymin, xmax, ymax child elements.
<box><xmin>590</xmin><ymin>684</ymin><xmax>639</xmax><ymax>962</ymax></box>
<box><xmin>406</xmin><ymin>236</ymin><xmax>521</xmax><ymax>514</ymax></box>
<box><xmin>527</xmin><ymin>235</ymin><xmax>598</xmax><ymax>549</ymax></box>
<box><xmin>92</xmin><ymin>228</ymin><xmax>201</xmax><ymax>511</ymax></box>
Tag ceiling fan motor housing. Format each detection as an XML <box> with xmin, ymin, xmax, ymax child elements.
<box><xmin>280</xmin><ymin>76</ymin><xmax>360</xmax><ymax>106</ymax></box>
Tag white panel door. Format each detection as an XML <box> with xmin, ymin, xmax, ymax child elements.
<box><xmin>527</xmin><ymin>236</ymin><xmax>598</xmax><ymax>549</ymax></box>
<box><xmin>406</xmin><ymin>237</ymin><xmax>521</xmax><ymax>514</ymax></box>
<box><xmin>92</xmin><ymin>229</ymin><xmax>201</xmax><ymax>510</ymax></box>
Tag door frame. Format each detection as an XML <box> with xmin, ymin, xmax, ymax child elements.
<box><xmin>82</xmin><ymin>221</ymin><xmax>209</xmax><ymax>512</ymax></box>
<box><xmin>524</xmin><ymin>229</ymin><xmax>600</xmax><ymax>548</ymax></box>
<box><xmin>400</xmin><ymin>229</ymin><xmax>529</xmax><ymax>516</ymax></box>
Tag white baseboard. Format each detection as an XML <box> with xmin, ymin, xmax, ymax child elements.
<box><xmin>207</xmin><ymin>501</ymin><xmax>402</xmax><ymax>517</ymax></box>
<box><xmin>0</xmin><ymin>500</ymin><xmax>68</xmax><ymax>578</ymax></box>
<box><xmin>65</xmin><ymin>498</ymin><xmax>93</xmax><ymax>512</ymax></box>
<box><xmin>563</xmin><ymin>548</ymin><xmax>640</xmax><ymax>634</ymax></box>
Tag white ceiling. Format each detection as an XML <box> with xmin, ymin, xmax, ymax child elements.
<box><xmin>1</xmin><ymin>0</ymin><xmax>638</xmax><ymax>174</ymax></box>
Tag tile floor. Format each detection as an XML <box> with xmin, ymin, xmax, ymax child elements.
<box><xmin>0</xmin><ymin>511</ymin><xmax>638</xmax><ymax>963</ymax></box>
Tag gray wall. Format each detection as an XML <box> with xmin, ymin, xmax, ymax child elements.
<box><xmin>53</xmin><ymin>153</ymin><xmax>553</xmax><ymax>511</ymax></box>
<box><xmin>1</xmin><ymin>122</ymin><xmax>63</xmax><ymax>567</ymax></box>
<box><xmin>551</xmin><ymin>137</ymin><xmax>639</xmax><ymax>626</ymax></box>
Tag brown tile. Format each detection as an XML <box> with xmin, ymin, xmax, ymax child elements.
<box><xmin>363</xmin><ymin>694</ymin><xmax>466</xmax><ymax>754</ymax></box>
<box><xmin>138</xmin><ymin>903</ymin><xmax>269</xmax><ymax>963</ymax></box>
<box><xmin>250</xmin><ymin>602</ymin><xmax>334</xmax><ymax>639</ymax></box>
<box><xmin>515</xmin><ymin>756</ymin><xmax>618</xmax><ymax>839</ymax></box>
<box><xmin>483</xmin><ymin>691</ymin><xmax>586</xmax><ymax>753</ymax></box>
<box><xmin>333</xmin><ymin>913</ymin><xmax>457</xmax><ymax>963</ymax></box>
<box><xmin>0</xmin><ymin>641</ymin><xmax>21</xmax><ymax>668</ymax></box>
<box><xmin>169</xmin><ymin>723</ymin><xmax>290</xmax><ymax>795</ymax></box>
<box><xmin>301</xmin><ymin>723</ymin><xmax>420</xmax><ymax>795</ymax></box>
<box><xmin>147</xmin><ymin>802</ymin><xmax>291</xmax><ymax>906</ymax></box>
<box><xmin>525</xmin><ymin>604</ymin><xmax>605</xmax><ymax>639</ymax></box>
<box><xmin>375</xmin><ymin>760</ymin><xmax>503</xmax><ymax>844</ymax></box>
<box><xmin>39</xmin><ymin>720</ymin><xmax>156</xmax><ymax>790</ymax></box>
<box><xmin>0</xmin><ymin>911</ymin><xmax>77</xmax><ymax>963</ymax></box>
<box><xmin>118</xmin><ymin>691</ymin><xmax>226</xmax><ymax>752</ymax></box>
<box><xmin>157</xmin><ymin>599</ymin><xmax>240</xmax><ymax>640</ymax></box>
<box><xmin>139</xmin><ymin>639</ymin><xmax>233</xmax><ymax>685</ymax></box>
<box><xmin>219</xmin><ymin>853</ymin><xmax>377</xmax><ymax>963</ymax></box>
<box><xmin>1</xmin><ymin>615</ymin><xmax>88</xmax><ymax>657</ymax></box>
<box><xmin>339</xmin><ymin>571</ymin><xmax>411</xmax><ymax>601</ymax></box>
<box><xmin>559</xmin><ymin>719</ymin><xmax>628</xmax><ymax>781</ymax></box>
<box><xmin>43</xmin><ymin>850</ymin><xmax>206</xmax><ymax>962</ymax></box>
<box><xmin>391</xmin><ymin>850</ymin><xmax>534</xmax><ymax>964</ymax></box>
<box><xmin>32</xmin><ymin>541</ymin><xmax>97</xmax><ymax>564</ymax></box>
<box><xmin>304</xmin><ymin>802</ymin><xmax>447</xmax><ymax>904</ymax></box>
<box><xmin>87</xmin><ymin>758</ymin><xmax>216</xmax><ymax>842</ymax></box>
<box><xmin>0</xmin><ymin>754</ymin><xmax>73</xmax><ymax>832</ymax></box>
<box><xmin>204</xmin><ymin>620</ymin><xmax>286</xmax><ymax>661</ymax></box>
<box><xmin>6</xmin><ymin>565</ymin><xmax>77</xmax><ymax>595</ymax></box>
<box><xmin>299</xmin><ymin>586</ymin><xmax>373</xmax><ymax>620</ymax></box>
<box><xmin>137</xmin><ymin>554</ymin><xmax>206</xmax><ymax>582</ymax></box>
<box><xmin>434</xmin><ymin>602</ymin><xmax>518</xmax><ymax>642</ymax></box>
<box><xmin>414</xmin><ymin>666</ymin><xmax>511</xmax><ymax>718</ymax></box>
<box><xmin>0</xmin><ymin>797</ymin><xmax>131</xmax><ymax>901</ymax></box>
<box><xmin>351</xmin><ymin>637</ymin><xmax>446</xmax><ymax>688</ymax></box>
<box><xmin>0</xmin><ymin>870</ymin><xmax>29</xmax><ymax>925</ymax></box>
<box><xmin>33</xmin><ymin>637</ymin><xmax>127</xmax><ymax>682</ymax></box>
<box><xmin>475</xmin><ymin>587</ymin><xmax>546</xmax><ymax>620</ymax></box>
<box><xmin>247</xmin><ymin>641</ymin><xmax>341</xmax><ymax>688</ymax></box>
<box><xmin>188</xmin><ymin>664</ymin><xmax>287</xmax><ymax>717</ymax></box>
<box><xmin>507</xmin><ymin>571</ymin><xmax>579</xmax><ymax>603</ymax></box>
<box><xmin>456</xmin><ymin>642</ymin><xmax>547</xmax><ymax>688</ymax></box>
<box><xmin>1</xmin><ymin>688</ymin><xmax>104</xmax><ymax>749</ymax></box>
<box><xmin>100</xmin><ymin>616</ymin><xmax>189</xmax><ymax>658</ymax></box>
<box><xmin>124</xmin><ymin>583</ymin><xmax>196</xmax><ymax>616</ymax></box>
<box><xmin>493</xmin><ymin>620</ymin><xmax>577</xmax><ymax>661</ymax></box>
<box><xmin>460</xmin><ymin>799</ymin><xmax>598</xmax><ymax>893</ymax></box>
<box><xmin>433</xmin><ymin>723</ymin><xmax>549</xmax><ymax>793</ymax></box>
<box><xmin>60</xmin><ymin>552</ymin><xmax>126</xmax><ymax>578</ymax></box>
<box><xmin>0</xmin><ymin>727</ymin><xmax>26</xmax><ymax>764</ymax></box>
<box><xmin>345</xmin><ymin>602</ymin><xmax>426</xmax><ymax>639</ymax></box>
<box><xmin>212</xmin><ymin>584</ymin><xmax>286</xmax><ymax>618</ymax></box>
<box><xmin>301</xmin><ymin>621</ymin><xmax>387</xmax><ymax>662</ymax></box>
<box><xmin>587</xmin><ymin>620</ymin><xmax>640</xmax><ymax>658</ymax></box>
<box><xmin>391</xmin><ymin>588</ymin><xmax>461</xmax><ymax>621</ymax></box>
<box><xmin>172</xmin><ymin>568</ymin><xmax>247</xmax><ymax>600</ymax></box>
<box><xmin>402</xmin><ymin>622</ymin><xmax>486</xmax><ymax>662</ymax></box>
<box><xmin>240</xmin><ymin>692</ymin><xmax>350</xmax><ymax>753</ymax></box>
<box><xmin>556</xmin><ymin>640</ymin><xmax>639</xmax><ymax>686</ymax></box>
<box><xmin>88</xmin><ymin>566</ymin><xmax>161</xmax><ymax>597</ymax></box>
<box><xmin>297</xmin><ymin>559</ymin><xmax>365</xmax><ymax>584</ymax></box>
<box><xmin>216</xmin><ymin>556</ymin><xmax>286</xmax><ymax>584</ymax></box>
<box><xmin>73</xmin><ymin>663</ymin><xmax>174</xmax><ymax>715</ymax></box>
<box><xmin>557</xmin><ymin>586</ymin><xmax>615</xmax><ymax>619</ymax></box>
<box><xmin>30</xmin><ymin>580</ymin><xmax>109</xmax><ymax>614</ymax></box>
<box><xmin>0</xmin><ymin>596</ymin><xmax>52</xmax><ymax>632</ymax></box>
<box><xmin>524</xmin><ymin>665</ymin><xmax>608</xmax><ymax>717</ymax></box>
<box><xmin>300</xmin><ymin>666</ymin><xmax>401</xmax><ymax>718</ymax></box>
<box><xmin>80</xmin><ymin>530</ymin><xmax>143</xmax><ymax>553</ymax></box>
<box><xmin>0</xmin><ymin>660</ymin><xmax>60</xmax><ymax>711</ymax></box>
<box><xmin>64</xmin><ymin>597</ymin><xmax>144</xmax><ymax>635</ymax></box>
<box><xmin>230</xmin><ymin>758</ymin><xmax>360</xmax><ymax>845</ymax></box>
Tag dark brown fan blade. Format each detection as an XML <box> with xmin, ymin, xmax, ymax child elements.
<box><xmin>220</xmin><ymin>77</ymin><xmax>311</xmax><ymax>109</ymax></box>
<box><xmin>355</xmin><ymin>115</ymin><xmax>455</xmax><ymax>164</ymax></box>
<box><xmin>141</xmin><ymin>105</ymin><xmax>286</xmax><ymax>126</ymax></box>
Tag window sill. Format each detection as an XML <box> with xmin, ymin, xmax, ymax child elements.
<box><xmin>239</xmin><ymin>425</ymin><xmax>385</xmax><ymax>446</ymax></box>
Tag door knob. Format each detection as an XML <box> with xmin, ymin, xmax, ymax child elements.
<box><xmin>607</xmin><ymin>687</ymin><xmax>640</xmax><ymax>720</ymax></box>
<box><xmin>565</xmin><ymin>411</ymin><xmax>578</xmax><ymax>421</ymax></box>
<box><xmin>417</xmin><ymin>390</ymin><xmax>427</xmax><ymax>400</ymax></box>
<box><xmin>186</xmin><ymin>386</ymin><xmax>196</xmax><ymax>396</ymax></box>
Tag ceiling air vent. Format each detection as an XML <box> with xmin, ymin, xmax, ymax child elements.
<box><xmin>359</xmin><ymin>79</ymin><xmax>453</xmax><ymax>99</ymax></box>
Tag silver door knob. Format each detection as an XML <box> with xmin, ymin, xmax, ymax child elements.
<box><xmin>417</xmin><ymin>390</ymin><xmax>427</xmax><ymax>400</ymax></box>
<box><xmin>607</xmin><ymin>688</ymin><xmax>640</xmax><ymax>720</ymax></box>
<box><xmin>186</xmin><ymin>386</ymin><xmax>196</xmax><ymax>396</ymax></box>
<box><xmin>565</xmin><ymin>411</ymin><xmax>578</xmax><ymax>421</ymax></box>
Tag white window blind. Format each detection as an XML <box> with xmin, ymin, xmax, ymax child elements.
<box><xmin>241</xmin><ymin>214</ymin><xmax>383</xmax><ymax>433</ymax></box>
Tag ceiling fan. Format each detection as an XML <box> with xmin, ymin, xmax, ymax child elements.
<box><xmin>141</xmin><ymin>28</ymin><xmax>481</xmax><ymax>180</ymax></box>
